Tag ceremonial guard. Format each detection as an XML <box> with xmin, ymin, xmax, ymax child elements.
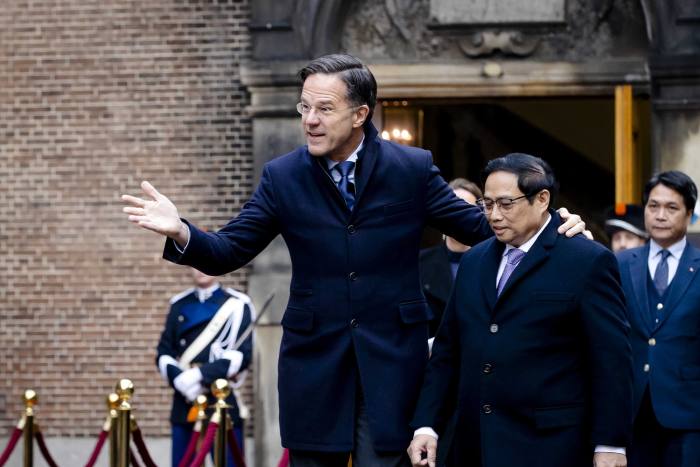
<box><xmin>157</xmin><ymin>267</ymin><xmax>254</xmax><ymax>467</ymax></box>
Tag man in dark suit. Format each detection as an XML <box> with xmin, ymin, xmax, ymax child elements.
<box><xmin>408</xmin><ymin>153</ymin><xmax>632</xmax><ymax>467</ymax></box>
<box><xmin>122</xmin><ymin>55</ymin><xmax>585</xmax><ymax>467</ymax></box>
<box><xmin>616</xmin><ymin>171</ymin><xmax>700</xmax><ymax>467</ymax></box>
<box><xmin>157</xmin><ymin>267</ymin><xmax>253</xmax><ymax>467</ymax></box>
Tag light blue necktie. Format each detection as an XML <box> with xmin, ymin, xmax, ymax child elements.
<box><xmin>497</xmin><ymin>248</ymin><xmax>526</xmax><ymax>297</ymax></box>
<box><xmin>653</xmin><ymin>249</ymin><xmax>671</xmax><ymax>296</ymax></box>
<box><xmin>334</xmin><ymin>161</ymin><xmax>355</xmax><ymax>210</ymax></box>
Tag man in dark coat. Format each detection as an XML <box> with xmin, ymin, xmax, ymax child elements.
<box><xmin>616</xmin><ymin>171</ymin><xmax>700</xmax><ymax>467</ymax></box>
<box><xmin>123</xmin><ymin>55</ymin><xmax>586</xmax><ymax>467</ymax></box>
<box><xmin>409</xmin><ymin>154</ymin><xmax>632</xmax><ymax>467</ymax></box>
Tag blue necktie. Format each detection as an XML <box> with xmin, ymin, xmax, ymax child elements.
<box><xmin>653</xmin><ymin>249</ymin><xmax>671</xmax><ymax>296</ymax></box>
<box><xmin>334</xmin><ymin>161</ymin><xmax>355</xmax><ymax>210</ymax></box>
<box><xmin>497</xmin><ymin>248</ymin><xmax>526</xmax><ymax>297</ymax></box>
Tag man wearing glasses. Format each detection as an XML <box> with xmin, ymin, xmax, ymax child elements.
<box><xmin>122</xmin><ymin>55</ymin><xmax>586</xmax><ymax>466</ymax></box>
<box><xmin>408</xmin><ymin>153</ymin><xmax>633</xmax><ymax>467</ymax></box>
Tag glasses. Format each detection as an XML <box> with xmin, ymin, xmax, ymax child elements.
<box><xmin>296</xmin><ymin>102</ymin><xmax>361</xmax><ymax>118</ymax></box>
<box><xmin>476</xmin><ymin>194</ymin><xmax>532</xmax><ymax>213</ymax></box>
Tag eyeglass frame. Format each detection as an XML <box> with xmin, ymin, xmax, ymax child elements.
<box><xmin>296</xmin><ymin>102</ymin><xmax>365</xmax><ymax>118</ymax></box>
<box><xmin>476</xmin><ymin>192</ymin><xmax>540</xmax><ymax>213</ymax></box>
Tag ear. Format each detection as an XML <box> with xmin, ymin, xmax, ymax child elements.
<box><xmin>352</xmin><ymin>105</ymin><xmax>370</xmax><ymax>128</ymax></box>
<box><xmin>537</xmin><ymin>189</ymin><xmax>551</xmax><ymax>212</ymax></box>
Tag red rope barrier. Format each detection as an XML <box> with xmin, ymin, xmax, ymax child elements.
<box><xmin>132</xmin><ymin>426</ymin><xmax>158</xmax><ymax>467</ymax></box>
<box><xmin>277</xmin><ymin>448</ymin><xmax>290</xmax><ymax>467</ymax></box>
<box><xmin>0</xmin><ymin>426</ymin><xmax>22</xmax><ymax>467</ymax></box>
<box><xmin>84</xmin><ymin>430</ymin><xmax>109</xmax><ymax>467</ymax></box>
<box><xmin>226</xmin><ymin>424</ymin><xmax>246</xmax><ymax>467</ymax></box>
<box><xmin>188</xmin><ymin>421</ymin><xmax>218</xmax><ymax>467</ymax></box>
<box><xmin>177</xmin><ymin>423</ymin><xmax>201</xmax><ymax>467</ymax></box>
<box><xmin>35</xmin><ymin>429</ymin><xmax>59</xmax><ymax>467</ymax></box>
<box><xmin>130</xmin><ymin>446</ymin><xmax>143</xmax><ymax>467</ymax></box>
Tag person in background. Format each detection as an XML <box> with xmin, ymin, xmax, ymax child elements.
<box><xmin>616</xmin><ymin>171</ymin><xmax>700</xmax><ymax>467</ymax></box>
<box><xmin>157</xmin><ymin>267</ymin><xmax>253</xmax><ymax>467</ymax></box>
<box><xmin>420</xmin><ymin>178</ymin><xmax>483</xmax><ymax>338</ymax></box>
<box><xmin>605</xmin><ymin>203</ymin><xmax>648</xmax><ymax>253</ymax></box>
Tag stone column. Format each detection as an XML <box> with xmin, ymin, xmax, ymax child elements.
<box><xmin>241</xmin><ymin>62</ymin><xmax>303</xmax><ymax>467</ymax></box>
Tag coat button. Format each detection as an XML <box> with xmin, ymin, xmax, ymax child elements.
<box><xmin>178</xmin><ymin>315</ymin><xmax>184</xmax><ymax>322</ymax></box>
<box><xmin>179</xmin><ymin>339</ymin><xmax>186</xmax><ymax>347</ymax></box>
<box><xmin>350</xmin><ymin>318</ymin><xmax>359</xmax><ymax>328</ymax></box>
<box><xmin>482</xmin><ymin>404</ymin><xmax>492</xmax><ymax>414</ymax></box>
<box><xmin>643</xmin><ymin>363</ymin><xmax>650</xmax><ymax>372</ymax></box>
<box><xmin>490</xmin><ymin>324</ymin><xmax>499</xmax><ymax>334</ymax></box>
<box><xmin>347</xmin><ymin>224</ymin><xmax>356</xmax><ymax>234</ymax></box>
<box><xmin>483</xmin><ymin>363</ymin><xmax>493</xmax><ymax>374</ymax></box>
<box><xmin>657</xmin><ymin>303</ymin><xmax>663</xmax><ymax>310</ymax></box>
<box><xmin>349</xmin><ymin>272</ymin><xmax>358</xmax><ymax>281</ymax></box>
<box><xmin>648</xmin><ymin>338</ymin><xmax>656</xmax><ymax>346</ymax></box>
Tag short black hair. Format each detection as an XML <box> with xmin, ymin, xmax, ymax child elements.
<box><xmin>481</xmin><ymin>153</ymin><xmax>559</xmax><ymax>207</ymax></box>
<box><xmin>298</xmin><ymin>53</ymin><xmax>377</xmax><ymax>122</ymax></box>
<box><xmin>642</xmin><ymin>170</ymin><xmax>697</xmax><ymax>213</ymax></box>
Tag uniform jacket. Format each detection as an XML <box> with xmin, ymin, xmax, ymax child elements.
<box><xmin>156</xmin><ymin>286</ymin><xmax>253</xmax><ymax>426</ymax></box>
<box><xmin>411</xmin><ymin>213</ymin><xmax>633</xmax><ymax>467</ymax></box>
<box><xmin>617</xmin><ymin>242</ymin><xmax>700</xmax><ymax>430</ymax></box>
<box><xmin>163</xmin><ymin>123</ymin><xmax>492</xmax><ymax>451</ymax></box>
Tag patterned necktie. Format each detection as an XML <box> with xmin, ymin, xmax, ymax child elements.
<box><xmin>334</xmin><ymin>160</ymin><xmax>356</xmax><ymax>210</ymax></box>
<box><xmin>653</xmin><ymin>249</ymin><xmax>671</xmax><ymax>296</ymax></box>
<box><xmin>497</xmin><ymin>248</ymin><xmax>526</xmax><ymax>297</ymax></box>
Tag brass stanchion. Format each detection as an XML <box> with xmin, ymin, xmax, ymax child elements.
<box><xmin>107</xmin><ymin>392</ymin><xmax>120</xmax><ymax>467</ymax></box>
<box><xmin>211</xmin><ymin>379</ymin><xmax>231</xmax><ymax>467</ymax></box>
<box><xmin>23</xmin><ymin>389</ymin><xmax>37</xmax><ymax>467</ymax></box>
<box><xmin>116</xmin><ymin>379</ymin><xmax>134</xmax><ymax>467</ymax></box>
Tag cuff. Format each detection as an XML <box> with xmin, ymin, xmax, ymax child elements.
<box><xmin>414</xmin><ymin>427</ymin><xmax>439</xmax><ymax>440</ymax></box>
<box><xmin>173</xmin><ymin>223</ymin><xmax>191</xmax><ymax>253</ymax></box>
<box><xmin>222</xmin><ymin>350</ymin><xmax>244</xmax><ymax>377</ymax></box>
<box><xmin>594</xmin><ymin>445</ymin><xmax>626</xmax><ymax>455</ymax></box>
<box><xmin>158</xmin><ymin>355</ymin><xmax>180</xmax><ymax>381</ymax></box>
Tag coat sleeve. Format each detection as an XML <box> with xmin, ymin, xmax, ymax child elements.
<box><xmin>199</xmin><ymin>303</ymin><xmax>253</xmax><ymax>386</ymax></box>
<box><xmin>163</xmin><ymin>164</ymin><xmax>281</xmax><ymax>276</ymax></box>
<box><xmin>410</xmin><ymin>275</ymin><xmax>461</xmax><ymax>434</ymax></box>
<box><xmin>579</xmin><ymin>249</ymin><xmax>634</xmax><ymax>447</ymax></box>
<box><xmin>422</xmin><ymin>155</ymin><xmax>493</xmax><ymax>247</ymax></box>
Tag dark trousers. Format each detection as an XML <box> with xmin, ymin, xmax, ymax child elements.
<box><xmin>171</xmin><ymin>422</ymin><xmax>244</xmax><ymax>467</ymax></box>
<box><xmin>289</xmin><ymin>390</ymin><xmax>411</xmax><ymax>467</ymax></box>
<box><xmin>629</xmin><ymin>388</ymin><xmax>700</xmax><ymax>467</ymax></box>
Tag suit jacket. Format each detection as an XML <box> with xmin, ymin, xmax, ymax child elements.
<box><xmin>163</xmin><ymin>123</ymin><xmax>492</xmax><ymax>451</ymax></box>
<box><xmin>411</xmin><ymin>213</ymin><xmax>633</xmax><ymax>467</ymax></box>
<box><xmin>617</xmin><ymin>242</ymin><xmax>700</xmax><ymax>430</ymax></box>
<box><xmin>419</xmin><ymin>243</ymin><xmax>454</xmax><ymax>337</ymax></box>
<box><xmin>156</xmin><ymin>286</ymin><xmax>253</xmax><ymax>425</ymax></box>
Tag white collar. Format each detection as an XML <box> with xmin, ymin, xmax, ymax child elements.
<box><xmin>325</xmin><ymin>135</ymin><xmax>365</xmax><ymax>170</ymax></box>
<box><xmin>195</xmin><ymin>283</ymin><xmax>220</xmax><ymax>303</ymax></box>
<box><xmin>649</xmin><ymin>237</ymin><xmax>686</xmax><ymax>260</ymax></box>
<box><xmin>503</xmin><ymin>213</ymin><xmax>552</xmax><ymax>256</ymax></box>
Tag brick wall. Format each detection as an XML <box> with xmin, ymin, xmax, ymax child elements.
<box><xmin>0</xmin><ymin>0</ymin><xmax>253</xmax><ymax>437</ymax></box>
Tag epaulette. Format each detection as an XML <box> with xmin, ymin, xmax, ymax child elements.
<box><xmin>226</xmin><ymin>288</ymin><xmax>252</xmax><ymax>304</ymax></box>
<box><xmin>169</xmin><ymin>287</ymin><xmax>196</xmax><ymax>304</ymax></box>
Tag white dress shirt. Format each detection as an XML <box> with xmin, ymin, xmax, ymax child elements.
<box><xmin>325</xmin><ymin>135</ymin><xmax>364</xmax><ymax>185</ymax></box>
<box><xmin>648</xmin><ymin>237</ymin><xmax>686</xmax><ymax>286</ymax></box>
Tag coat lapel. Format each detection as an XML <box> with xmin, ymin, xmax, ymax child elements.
<box><xmin>494</xmin><ymin>213</ymin><xmax>557</xmax><ymax>308</ymax></box>
<box><xmin>628</xmin><ymin>244</ymin><xmax>652</xmax><ymax>335</ymax></box>
<box><xmin>480</xmin><ymin>238</ymin><xmax>505</xmax><ymax>312</ymax></box>
<box><xmin>350</xmin><ymin>124</ymin><xmax>380</xmax><ymax>219</ymax></box>
<box><xmin>655</xmin><ymin>243</ymin><xmax>700</xmax><ymax>330</ymax></box>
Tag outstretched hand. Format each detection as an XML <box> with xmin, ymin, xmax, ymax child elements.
<box><xmin>557</xmin><ymin>207</ymin><xmax>594</xmax><ymax>240</ymax></box>
<box><xmin>122</xmin><ymin>181</ymin><xmax>189</xmax><ymax>244</ymax></box>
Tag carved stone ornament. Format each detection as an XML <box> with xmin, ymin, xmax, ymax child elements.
<box><xmin>458</xmin><ymin>31</ymin><xmax>540</xmax><ymax>57</ymax></box>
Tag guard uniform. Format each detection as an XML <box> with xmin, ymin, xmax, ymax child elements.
<box><xmin>157</xmin><ymin>284</ymin><xmax>253</xmax><ymax>467</ymax></box>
